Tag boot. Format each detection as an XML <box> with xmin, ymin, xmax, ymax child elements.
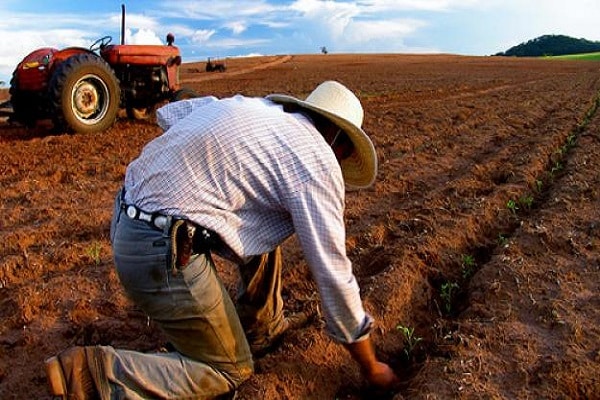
<box><xmin>248</xmin><ymin>311</ymin><xmax>312</xmax><ymax>357</ymax></box>
<box><xmin>45</xmin><ymin>346</ymin><xmax>99</xmax><ymax>400</ymax></box>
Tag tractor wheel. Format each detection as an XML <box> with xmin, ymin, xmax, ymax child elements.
<box><xmin>48</xmin><ymin>53</ymin><xmax>120</xmax><ymax>134</ymax></box>
<box><xmin>171</xmin><ymin>88</ymin><xmax>199</xmax><ymax>102</ymax></box>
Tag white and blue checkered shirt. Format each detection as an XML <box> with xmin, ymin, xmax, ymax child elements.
<box><xmin>123</xmin><ymin>95</ymin><xmax>372</xmax><ymax>343</ymax></box>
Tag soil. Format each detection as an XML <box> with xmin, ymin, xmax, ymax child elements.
<box><xmin>0</xmin><ymin>54</ymin><xmax>599</xmax><ymax>399</ymax></box>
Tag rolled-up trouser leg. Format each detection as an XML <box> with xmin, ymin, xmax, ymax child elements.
<box><xmin>236</xmin><ymin>246</ymin><xmax>287</xmax><ymax>346</ymax></box>
<box><xmin>102</xmin><ymin>194</ymin><xmax>253</xmax><ymax>399</ymax></box>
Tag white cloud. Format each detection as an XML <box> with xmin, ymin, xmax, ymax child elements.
<box><xmin>505</xmin><ymin>0</ymin><xmax>600</xmax><ymax>41</ymax></box>
<box><xmin>289</xmin><ymin>0</ymin><xmax>359</xmax><ymax>16</ymax></box>
<box><xmin>225</xmin><ymin>22</ymin><xmax>248</xmax><ymax>35</ymax></box>
<box><xmin>287</xmin><ymin>0</ymin><xmax>359</xmax><ymax>43</ymax></box>
<box><xmin>124</xmin><ymin>0</ymin><xmax>483</xmax><ymax>56</ymax></box>
<box><xmin>357</xmin><ymin>0</ymin><xmax>481</xmax><ymax>12</ymax></box>
<box><xmin>157</xmin><ymin>1</ymin><xmax>279</xmax><ymax>20</ymax></box>
<box><xmin>190</xmin><ymin>29</ymin><xmax>217</xmax><ymax>44</ymax></box>
<box><xmin>344</xmin><ymin>19</ymin><xmax>426</xmax><ymax>44</ymax></box>
<box><xmin>202</xmin><ymin>38</ymin><xmax>270</xmax><ymax>50</ymax></box>
<box><xmin>125</xmin><ymin>28</ymin><xmax>164</xmax><ymax>45</ymax></box>
<box><xmin>116</xmin><ymin>13</ymin><xmax>161</xmax><ymax>31</ymax></box>
<box><xmin>163</xmin><ymin>24</ymin><xmax>199</xmax><ymax>39</ymax></box>
<box><xmin>261</xmin><ymin>21</ymin><xmax>290</xmax><ymax>29</ymax></box>
<box><xmin>285</xmin><ymin>0</ymin><xmax>431</xmax><ymax>53</ymax></box>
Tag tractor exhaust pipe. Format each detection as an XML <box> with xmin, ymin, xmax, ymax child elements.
<box><xmin>121</xmin><ymin>4</ymin><xmax>125</xmax><ymax>45</ymax></box>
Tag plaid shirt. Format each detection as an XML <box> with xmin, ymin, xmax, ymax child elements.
<box><xmin>123</xmin><ymin>95</ymin><xmax>372</xmax><ymax>343</ymax></box>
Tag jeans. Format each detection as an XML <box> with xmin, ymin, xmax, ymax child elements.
<box><xmin>97</xmin><ymin>192</ymin><xmax>285</xmax><ymax>399</ymax></box>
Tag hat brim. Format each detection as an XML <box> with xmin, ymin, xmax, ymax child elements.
<box><xmin>267</xmin><ymin>94</ymin><xmax>377</xmax><ymax>190</ymax></box>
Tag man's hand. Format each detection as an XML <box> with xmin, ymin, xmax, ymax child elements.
<box><xmin>344</xmin><ymin>338</ymin><xmax>400</xmax><ymax>390</ymax></box>
<box><xmin>362</xmin><ymin>360</ymin><xmax>399</xmax><ymax>389</ymax></box>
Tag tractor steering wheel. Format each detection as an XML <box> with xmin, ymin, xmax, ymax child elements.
<box><xmin>90</xmin><ymin>35</ymin><xmax>113</xmax><ymax>52</ymax></box>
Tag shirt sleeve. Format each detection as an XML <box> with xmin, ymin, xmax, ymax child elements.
<box><xmin>156</xmin><ymin>96</ymin><xmax>219</xmax><ymax>131</ymax></box>
<box><xmin>287</xmin><ymin>169</ymin><xmax>374</xmax><ymax>343</ymax></box>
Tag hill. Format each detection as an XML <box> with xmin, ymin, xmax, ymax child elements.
<box><xmin>496</xmin><ymin>34</ymin><xmax>600</xmax><ymax>57</ymax></box>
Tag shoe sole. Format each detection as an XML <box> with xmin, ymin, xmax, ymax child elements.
<box><xmin>250</xmin><ymin>312</ymin><xmax>313</xmax><ymax>358</ymax></box>
<box><xmin>45</xmin><ymin>356</ymin><xmax>67</xmax><ymax>398</ymax></box>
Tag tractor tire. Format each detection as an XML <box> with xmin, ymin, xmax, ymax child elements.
<box><xmin>48</xmin><ymin>53</ymin><xmax>120</xmax><ymax>134</ymax></box>
<box><xmin>171</xmin><ymin>88</ymin><xmax>199</xmax><ymax>102</ymax></box>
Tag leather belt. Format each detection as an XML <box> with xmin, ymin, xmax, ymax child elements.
<box><xmin>123</xmin><ymin>203</ymin><xmax>170</xmax><ymax>231</ymax></box>
<box><xmin>118</xmin><ymin>190</ymin><xmax>221</xmax><ymax>271</ymax></box>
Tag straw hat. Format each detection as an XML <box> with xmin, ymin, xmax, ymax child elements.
<box><xmin>267</xmin><ymin>81</ymin><xmax>377</xmax><ymax>190</ymax></box>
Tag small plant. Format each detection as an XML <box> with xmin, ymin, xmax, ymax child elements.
<box><xmin>86</xmin><ymin>241</ymin><xmax>102</xmax><ymax>265</ymax></box>
<box><xmin>557</xmin><ymin>134</ymin><xmax>576</xmax><ymax>156</ymax></box>
<box><xmin>396</xmin><ymin>324</ymin><xmax>423</xmax><ymax>360</ymax></box>
<box><xmin>565</xmin><ymin>133</ymin><xmax>576</xmax><ymax>149</ymax></box>
<box><xmin>519</xmin><ymin>195</ymin><xmax>534</xmax><ymax>210</ymax></box>
<box><xmin>461</xmin><ymin>254</ymin><xmax>476</xmax><ymax>279</ymax></box>
<box><xmin>498</xmin><ymin>233</ymin><xmax>509</xmax><ymax>247</ymax></box>
<box><xmin>551</xmin><ymin>161</ymin><xmax>563</xmax><ymax>175</ymax></box>
<box><xmin>535</xmin><ymin>179</ymin><xmax>543</xmax><ymax>193</ymax></box>
<box><xmin>506</xmin><ymin>199</ymin><xmax>519</xmax><ymax>214</ymax></box>
<box><xmin>440</xmin><ymin>282</ymin><xmax>460</xmax><ymax>314</ymax></box>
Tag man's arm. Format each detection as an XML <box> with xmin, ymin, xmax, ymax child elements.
<box><xmin>287</xmin><ymin>170</ymin><xmax>398</xmax><ymax>388</ymax></box>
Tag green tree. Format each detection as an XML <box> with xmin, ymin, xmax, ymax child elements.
<box><xmin>496</xmin><ymin>35</ymin><xmax>600</xmax><ymax>57</ymax></box>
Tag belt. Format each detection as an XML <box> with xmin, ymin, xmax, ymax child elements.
<box><xmin>118</xmin><ymin>190</ymin><xmax>221</xmax><ymax>270</ymax></box>
<box><xmin>123</xmin><ymin>203</ymin><xmax>170</xmax><ymax>231</ymax></box>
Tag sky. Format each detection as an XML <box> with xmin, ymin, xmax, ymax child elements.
<box><xmin>1</xmin><ymin>0</ymin><xmax>599</xmax><ymax>85</ymax></box>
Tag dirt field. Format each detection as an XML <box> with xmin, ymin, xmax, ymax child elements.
<box><xmin>0</xmin><ymin>54</ymin><xmax>599</xmax><ymax>399</ymax></box>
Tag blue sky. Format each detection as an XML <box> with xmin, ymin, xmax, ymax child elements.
<box><xmin>1</xmin><ymin>0</ymin><xmax>599</xmax><ymax>85</ymax></box>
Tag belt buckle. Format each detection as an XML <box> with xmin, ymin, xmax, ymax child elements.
<box><xmin>126</xmin><ymin>205</ymin><xmax>138</xmax><ymax>219</ymax></box>
<box><xmin>154</xmin><ymin>215</ymin><xmax>168</xmax><ymax>230</ymax></box>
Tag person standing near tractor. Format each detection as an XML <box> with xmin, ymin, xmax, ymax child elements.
<box><xmin>45</xmin><ymin>80</ymin><xmax>399</xmax><ymax>399</ymax></box>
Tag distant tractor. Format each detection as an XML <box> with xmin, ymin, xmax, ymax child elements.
<box><xmin>205</xmin><ymin>57</ymin><xmax>227</xmax><ymax>72</ymax></box>
<box><xmin>7</xmin><ymin>4</ymin><xmax>197</xmax><ymax>134</ymax></box>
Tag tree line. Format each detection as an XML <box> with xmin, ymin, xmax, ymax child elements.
<box><xmin>495</xmin><ymin>35</ymin><xmax>600</xmax><ymax>57</ymax></box>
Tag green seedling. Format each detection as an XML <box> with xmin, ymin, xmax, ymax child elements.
<box><xmin>396</xmin><ymin>324</ymin><xmax>423</xmax><ymax>360</ymax></box>
<box><xmin>498</xmin><ymin>234</ymin><xmax>509</xmax><ymax>247</ymax></box>
<box><xmin>86</xmin><ymin>241</ymin><xmax>102</xmax><ymax>265</ymax></box>
<box><xmin>440</xmin><ymin>282</ymin><xmax>460</xmax><ymax>314</ymax></box>
<box><xmin>557</xmin><ymin>134</ymin><xmax>576</xmax><ymax>156</ymax></box>
<box><xmin>461</xmin><ymin>254</ymin><xmax>476</xmax><ymax>279</ymax></box>
<box><xmin>507</xmin><ymin>195</ymin><xmax>533</xmax><ymax>215</ymax></box>
<box><xmin>519</xmin><ymin>195</ymin><xmax>534</xmax><ymax>210</ymax></box>
<box><xmin>535</xmin><ymin>179</ymin><xmax>543</xmax><ymax>193</ymax></box>
<box><xmin>506</xmin><ymin>199</ymin><xmax>519</xmax><ymax>214</ymax></box>
<box><xmin>551</xmin><ymin>161</ymin><xmax>563</xmax><ymax>175</ymax></box>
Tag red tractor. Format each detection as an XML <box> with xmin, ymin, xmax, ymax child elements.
<box><xmin>7</xmin><ymin>4</ymin><xmax>196</xmax><ymax>134</ymax></box>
